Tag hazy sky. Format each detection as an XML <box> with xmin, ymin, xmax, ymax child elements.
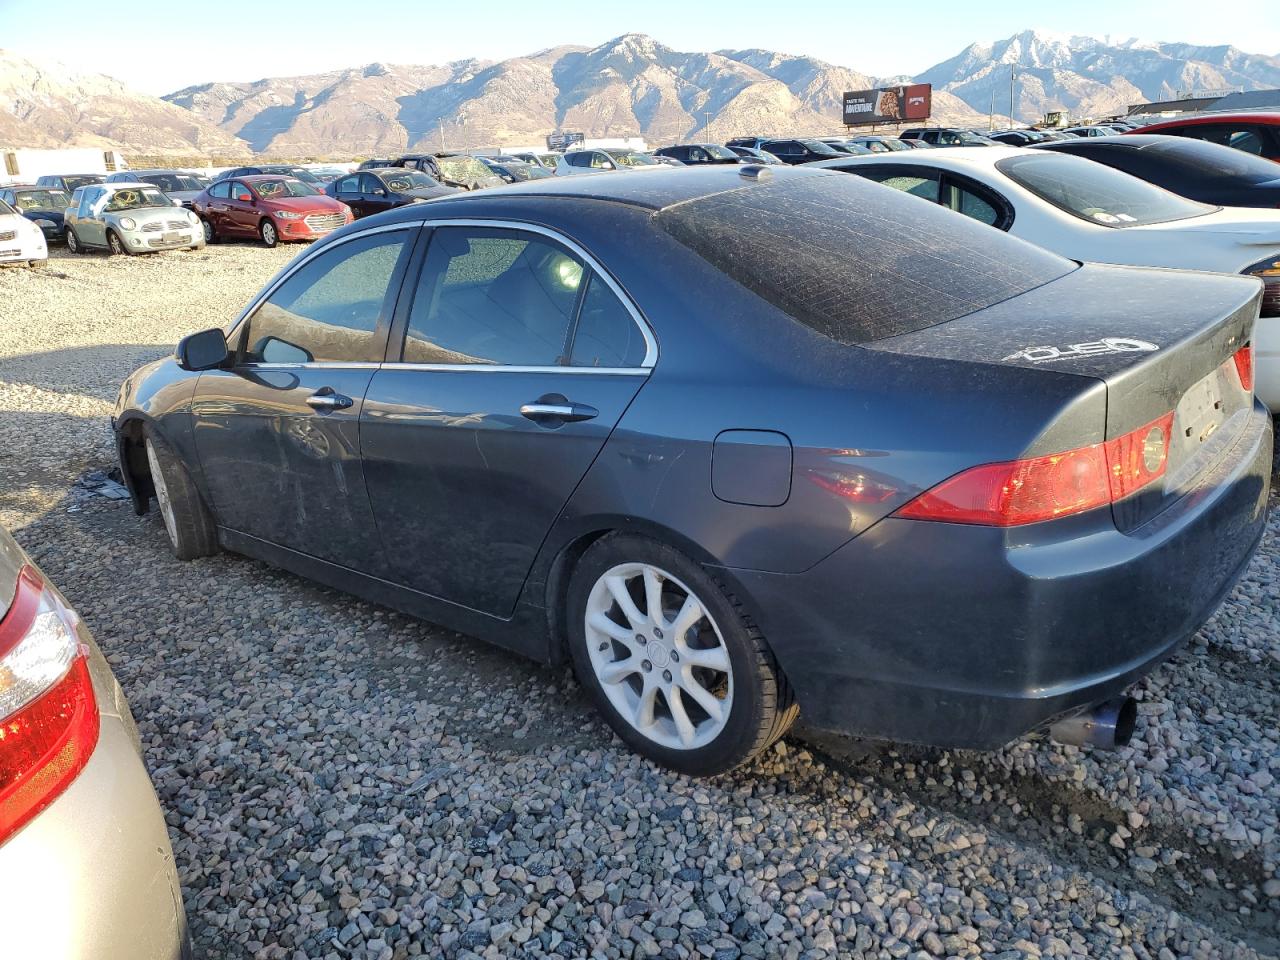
<box><xmin>2</xmin><ymin>0</ymin><xmax>1277</xmax><ymax>94</ymax></box>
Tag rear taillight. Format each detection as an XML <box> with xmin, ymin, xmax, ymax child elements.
<box><xmin>1233</xmin><ymin>343</ymin><xmax>1254</xmax><ymax>392</ymax></box>
<box><xmin>1245</xmin><ymin>256</ymin><xmax>1280</xmax><ymax>318</ymax></box>
<box><xmin>896</xmin><ymin>412</ymin><xmax>1174</xmax><ymax>526</ymax></box>
<box><xmin>0</xmin><ymin>566</ymin><xmax>99</xmax><ymax>846</ymax></box>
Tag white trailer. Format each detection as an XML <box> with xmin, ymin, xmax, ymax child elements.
<box><xmin>1</xmin><ymin>147</ymin><xmax>129</xmax><ymax>185</ymax></box>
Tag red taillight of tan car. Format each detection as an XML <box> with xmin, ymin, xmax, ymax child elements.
<box><xmin>1233</xmin><ymin>343</ymin><xmax>1254</xmax><ymax>393</ymax></box>
<box><xmin>0</xmin><ymin>566</ymin><xmax>99</xmax><ymax>846</ymax></box>
<box><xmin>897</xmin><ymin>412</ymin><xmax>1174</xmax><ymax>526</ymax></box>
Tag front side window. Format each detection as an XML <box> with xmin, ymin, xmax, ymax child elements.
<box><xmin>567</xmin><ymin>153</ymin><xmax>592</xmax><ymax>168</ymax></box>
<box><xmin>238</xmin><ymin>231</ymin><xmax>411</xmax><ymax>364</ymax></box>
<box><xmin>403</xmin><ymin>228</ymin><xmax>586</xmax><ymax>365</ymax></box>
<box><xmin>589</xmin><ymin>153</ymin><xmax>613</xmax><ymax>169</ymax></box>
<box><xmin>359</xmin><ymin>174</ymin><xmax>385</xmax><ymax>195</ymax></box>
<box><xmin>997</xmin><ymin>152</ymin><xmax>1215</xmax><ymax>227</ymax></box>
<box><xmin>335</xmin><ymin>175</ymin><xmax>360</xmax><ymax>195</ymax></box>
<box><xmin>231</xmin><ymin>182</ymin><xmax>253</xmax><ymax>202</ymax></box>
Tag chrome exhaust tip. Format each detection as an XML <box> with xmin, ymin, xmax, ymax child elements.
<box><xmin>1049</xmin><ymin>697</ymin><xmax>1137</xmax><ymax>751</ymax></box>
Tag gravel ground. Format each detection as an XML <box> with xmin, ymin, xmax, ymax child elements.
<box><xmin>1</xmin><ymin>245</ymin><xmax>1278</xmax><ymax>960</ymax></box>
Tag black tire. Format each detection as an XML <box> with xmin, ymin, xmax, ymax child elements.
<box><xmin>106</xmin><ymin>230</ymin><xmax>126</xmax><ymax>256</ymax></box>
<box><xmin>259</xmin><ymin>219</ymin><xmax>278</xmax><ymax>248</ymax></box>
<box><xmin>66</xmin><ymin>228</ymin><xmax>82</xmax><ymax>254</ymax></box>
<box><xmin>200</xmin><ymin>217</ymin><xmax>216</xmax><ymax>244</ymax></box>
<box><xmin>567</xmin><ymin>534</ymin><xmax>798</xmax><ymax>776</ymax></box>
<box><xmin>143</xmin><ymin>428</ymin><xmax>218</xmax><ymax>561</ymax></box>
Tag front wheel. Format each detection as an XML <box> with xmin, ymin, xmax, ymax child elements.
<box><xmin>144</xmin><ymin>430</ymin><xmax>218</xmax><ymax>560</ymax></box>
<box><xmin>259</xmin><ymin>219</ymin><xmax>278</xmax><ymax>247</ymax></box>
<box><xmin>106</xmin><ymin>230</ymin><xmax>126</xmax><ymax>256</ymax></box>
<box><xmin>567</xmin><ymin>534</ymin><xmax>797</xmax><ymax>776</ymax></box>
<box><xmin>200</xmin><ymin>217</ymin><xmax>215</xmax><ymax>244</ymax></box>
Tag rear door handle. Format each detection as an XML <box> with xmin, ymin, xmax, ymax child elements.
<box><xmin>306</xmin><ymin>389</ymin><xmax>353</xmax><ymax>411</ymax></box>
<box><xmin>520</xmin><ymin>401</ymin><xmax>598</xmax><ymax>423</ymax></box>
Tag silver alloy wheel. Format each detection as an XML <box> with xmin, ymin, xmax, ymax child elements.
<box><xmin>108</xmin><ymin>231</ymin><xmax>124</xmax><ymax>255</ymax></box>
<box><xmin>584</xmin><ymin>562</ymin><xmax>733</xmax><ymax>750</ymax></box>
<box><xmin>261</xmin><ymin>220</ymin><xmax>276</xmax><ymax>246</ymax></box>
<box><xmin>145</xmin><ymin>439</ymin><xmax>179</xmax><ymax>547</ymax></box>
<box><xmin>66</xmin><ymin>229</ymin><xmax>79</xmax><ymax>253</ymax></box>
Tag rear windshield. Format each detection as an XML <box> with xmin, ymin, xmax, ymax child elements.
<box><xmin>997</xmin><ymin>152</ymin><xmax>1215</xmax><ymax>226</ymax></box>
<box><xmin>654</xmin><ymin>170</ymin><xmax>1075</xmax><ymax>345</ymax></box>
<box><xmin>1144</xmin><ymin>138</ymin><xmax>1280</xmax><ymax>184</ymax></box>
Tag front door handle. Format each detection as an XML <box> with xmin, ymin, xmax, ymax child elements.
<box><xmin>306</xmin><ymin>389</ymin><xmax>353</xmax><ymax>411</ymax></box>
<box><xmin>520</xmin><ymin>401</ymin><xmax>598</xmax><ymax>423</ymax></box>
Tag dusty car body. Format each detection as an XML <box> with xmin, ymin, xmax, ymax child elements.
<box><xmin>0</xmin><ymin>525</ymin><xmax>190</xmax><ymax>958</ymax></box>
<box><xmin>113</xmin><ymin>166</ymin><xmax>1270</xmax><ymax>775</ymax></box>
<box><xmin>63</xmin><ymin>183</ymin><xmax>203</xmax><ymax>256</ymax></box>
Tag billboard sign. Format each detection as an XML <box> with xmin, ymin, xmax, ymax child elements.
<box><xmin>546</xmin><ymin>131</ymin><xmax>585</xmax><ymax>151</ymax></box>
<box><xmin>842</xmin><ymin>84</ymin><xmax>932</xmax><ymax>126</ymax></box>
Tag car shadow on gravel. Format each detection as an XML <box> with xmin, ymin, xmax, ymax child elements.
<box><xmin>0</xmin><ymin>343</ymin><xmax>173</xmax><ymax>398</ymax></box>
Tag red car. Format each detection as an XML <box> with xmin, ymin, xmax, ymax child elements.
<box><xmin>1129</xmin><ymin>111</ymin><xmax>1280</xmax><ymax>162</ymax></box>
<box><xmin>192</xmin><ymin>175</ymin><xmax>352</xmax><ymax>247</ymax></box>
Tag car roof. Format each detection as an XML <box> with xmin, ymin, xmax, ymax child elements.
<box><xmin>372</xmin><ymin>164</ymin><xmax>850</xmax><ymax>218</ymax></box>
<box><xmin>811</xmin><ymin>145</ymin><xmax>1022</xmax><ymax>170</ymax></box>
<box><xmin>1144</xmin><ymin>111</ymin><xmax>1280</xmax><ymax>126</ymax></box>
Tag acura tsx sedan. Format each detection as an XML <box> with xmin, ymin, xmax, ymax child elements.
<box><xmin>113</xmin><ymin>165</ymin><xmax>1272</xmax><ymax>775</ymax></box>
<box><xmin>0</xmin><ymin>525</ymin><xmax>190</xmax><ymax>956</ymax></box>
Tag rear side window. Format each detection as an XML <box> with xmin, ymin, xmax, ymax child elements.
<box><xmin>403</xmin><ymin>228</ymin><xmax>584</xmax><ymax>365</ymax></box>
<box><xmin>569</xmin><ymin>275</ymin><xmax>646</xmax><ymax>368</ymax></box>
<box><xmin>209</xmin><ymin>181</ymin><xmax>231</xmax><ymax>199</ymax></box>
<box><xmin>655</xmin><ymin>171</ymin><xmax>1074</xmax><ymax>345</ymax></box>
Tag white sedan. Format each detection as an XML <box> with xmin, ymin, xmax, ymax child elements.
<box><xmin>555</xmin><ymin>149</ymin><xmax>666</xmax><ymax>176</ymax></box>
<box><xmin>0</xmin><ymin>195</ymin><xmax>48</xmax><ymax>268</ymax></box>
<box><xmin>813</xmin><ymin>147</ymin><xmax>1280</xmax><ymax>409</ymax></box>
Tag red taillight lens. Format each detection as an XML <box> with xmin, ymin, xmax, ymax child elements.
<box><xmin>1233</xmin><ymin>343</ymin><xmax>1254</xmax><ymax>392</ymax></box>
<box><xmin>896</xmin><ymin>412</ymin><xmax>1174</xmax><ymax>526</ymax></box>
<box><xmin>0</xmin><ymin>567</ymin><xmax>99</xmax><ymax>846</ymax></box>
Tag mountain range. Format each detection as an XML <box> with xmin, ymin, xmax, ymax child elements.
<box><xmin>2</xmin><ymin>30</ymin><xmax>1279</xmax><ymax>160</ymax></box>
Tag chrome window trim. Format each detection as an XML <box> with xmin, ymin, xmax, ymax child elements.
<box><xmin>226</xmin><ymin>217</ymin><xmax>658</xmax><ymax>370</ymax></box>
<box><xmin>236</xmin><ymin>362</ymin><xmax>647</xmax><ymax>376</ymax></box>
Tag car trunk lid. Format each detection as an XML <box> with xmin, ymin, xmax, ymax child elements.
<box><xmin>866</xmin><ymin>262</ymin><xmax>1262</xmax><ymax>531</ymax></box>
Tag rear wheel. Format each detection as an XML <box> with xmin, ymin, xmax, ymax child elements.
<box><xmin>259</xmin><ymin>219</ymin><xmax>278</xmax><ymax>248</ymax></box>
<box><xmin>567</xmin><ymin>534</ymin><xmax>797</xmax><ymax>775</ymax></box>
<box><xmin>66</xmin><ymin>229</ymin><xmax>82</xmax><ymax>254</ymax></box>
<box><xmin>144</xmin><ymin>429</ymin><xmax>218</xmax><ymax>560</ymax></box>
<box><xmin>106</xmin><ymin>230</ymin><xmax>126</xmax><ymax>256</ymax></box>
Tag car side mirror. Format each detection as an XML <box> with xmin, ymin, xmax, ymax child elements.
<box><xmin>176</xmin><ymin>328</ymin><xmax>230</xmax><ymax>371</ymax></box>
<box><xmin>256</xmin><ymin>336</ymin><xmax>313</xmax><ymax>365</ymax></box>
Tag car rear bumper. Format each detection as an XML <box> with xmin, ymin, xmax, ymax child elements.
<box><xmin>0</xmin><ymin>711</ymin><xmax>189</xmax><ymax>958</ymax></box>
<box><xmin>725</xmin><ymin>401</ymin><xmax>1273</xmax><ymax>749</ymax></box>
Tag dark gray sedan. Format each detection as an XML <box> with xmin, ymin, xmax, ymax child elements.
<box><xmin>113</xmin><ymin>166</ymin><xmax>1272</xmax><ymax>775</ymax></box>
